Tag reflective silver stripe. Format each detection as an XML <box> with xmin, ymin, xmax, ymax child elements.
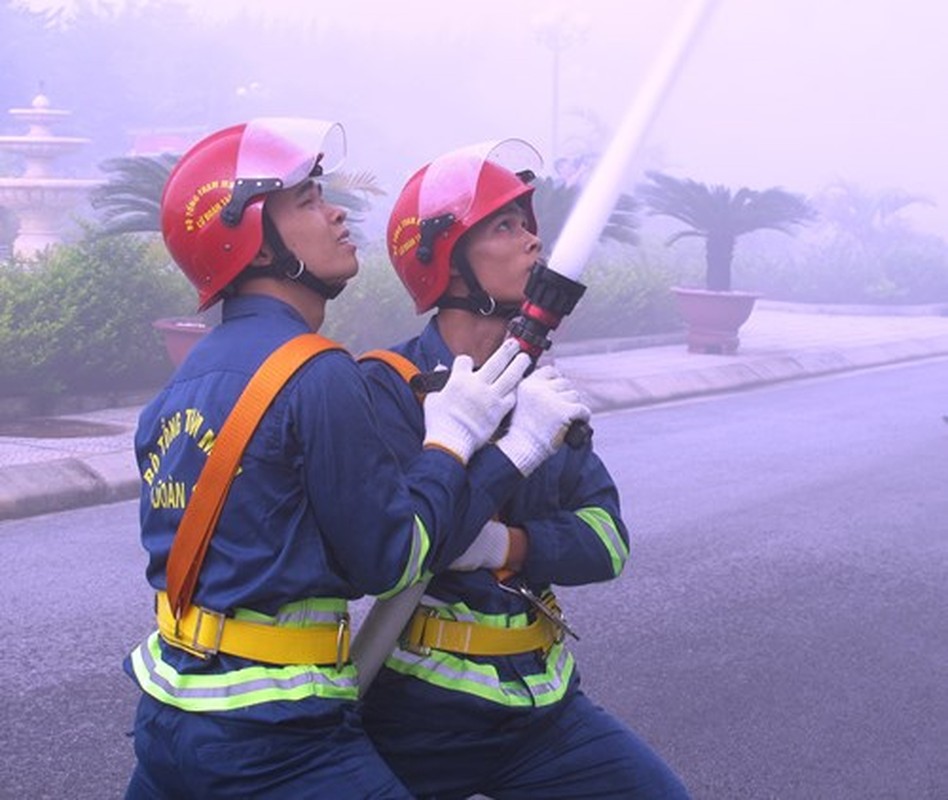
<box><xmin>384</xmin><ymin>641</ymin><xmax>574</xmax><ymax>707</ymax></box>
<box><xmin>130</xmin><ymin>632</ymin><xmax>358</xmax><ymax>712</ymax></box>
<box><xmin>523</xmin><ymin>646</ymin><xmax>573</xmax><ymax>698</ymax></box>
<box><xmin>421</xmin><ymin>600</ymin><xmax>531</xmax><ymax>627</ymax></box>
<box><xmin>576</xmin><ymin>506</ymin><xmax>629</xmax><ymax>576</ymax></box>
<box><xmin>271</xmin><ymin>608</ymin><xmax>342</xmax><ymax>625</ymax></box>
<box><xmin>234</xmin><ymin>597</ymin><xmax>348</xmax><ymax>628</ymax></box>
<box><xmin>379</xmin><ymin>514</ymin><xmax>430</xmax><ymax>599</ymax></box>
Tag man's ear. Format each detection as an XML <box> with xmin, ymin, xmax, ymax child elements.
<box><xmin>250</xmin><ymin>242</ymin><xmax>275</xmax><ymax>267</ymax></box>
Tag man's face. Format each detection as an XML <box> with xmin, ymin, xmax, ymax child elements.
<box><xmin>460</xmin><ymin>202</ymin><xmax>541</xmax><ymax>305</ymax></box>
<box><xmin>264</xmin><ymin>179</ymin><xmax>358</xmax><ymax>283</ymax></box>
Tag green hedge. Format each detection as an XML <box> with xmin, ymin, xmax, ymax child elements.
<box><xmin>558</xmin><ymin>243</ymin><xmax>685</xmax><ymax>340</ymax></box>
<box><xmin>8</xmin><ymin>221</ymin><xmax>946</xmax><ymax>407</ymax></box>
<box><xmin>0</xmin><ymin>233</ymin><xmax>192</xmax><ymax>401</ymax></box>
<box><xmin>321</xmin><ymin>245</ymin><xmax>427</xmax><ymax>354</ymax></box>
<box><xmin>737</xmin><ymin>229</ymin><xmax>948</xmax><ymax>304</ymax></box>
<box><xmin>324</xmin><ymin>243</ymin><xmax>684</xmax><ymax>354</ymax></box>
<box><xmin>0</xmin><ymin>235</ymin><xmax>683</xmax><ymax>402</ymax></box>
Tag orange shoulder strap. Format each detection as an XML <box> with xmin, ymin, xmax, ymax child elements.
<box><xmin>358</xmin><ymin>349</ymin><xmax>424</xmax><ymax>402</ymax></box>
<box><xmin>165</xmin><ymin>333</ymin><xmax>343</xmax><ymax>617</ymax></box>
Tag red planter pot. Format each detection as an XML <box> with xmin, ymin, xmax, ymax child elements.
<box><xmin>153</xmin><ymin>317</ymin><xmax>212</xmax><ymax>367</ymax></box>
<box><xmin>671</xmin><ymin>287</ymin><xmax>759</xmax><ymax>354</ymax></box>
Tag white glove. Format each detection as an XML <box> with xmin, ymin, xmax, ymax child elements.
<box><xmin>448</xmin><ymin>520</ymin><xmax>510</xmax><ymax>572</ymax></box>
<box><xmin>423</xmin><ymin>339</ymin><xmax>531</xmax><ymax>464</ymax></box>
<box><xmin>496</xmin><ymin>365</ymin><xmax>591</xmax><ymax>477</ymax></box>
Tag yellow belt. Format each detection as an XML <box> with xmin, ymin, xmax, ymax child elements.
<box><xmin>402</xmin><ymin>602</ymin><xmax>563</xmax><ymax>657</ymax></box>
<box><xmin>155</xmin><ymin>591</ymin><xmax>350</xmax><ymax>667</ymax></box>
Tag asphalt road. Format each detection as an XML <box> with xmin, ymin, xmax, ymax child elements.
<box><xmin>1</xmin><ymin>357</ymin><xmax>945</xmax><ymax>799</ymax></box>
<box><xmin>560</xmin><ymin>357</ymin><xmax>948</xmax><ymax>799</ymax></box>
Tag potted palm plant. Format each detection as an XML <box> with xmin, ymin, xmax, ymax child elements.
<box><xmin>637</xmin><ymin>171</ymin><xmax>814</xmax><ymax>353</ymax></box>
<box><xmin>89</xmin><ymin>154</ymin><xmax>213</xmax><ymax>366</ymax></box>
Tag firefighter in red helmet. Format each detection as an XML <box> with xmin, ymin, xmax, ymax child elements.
<box><xmin>359</xmin><ymin>139</ymin><xmax>692</xmax><ymax>798</ymax></box>
<box><xmin>388</xmin><ymin>139</ymin><xmax>541</xmax><ymax>317</ymax></box>
<box><xmin>160</xmin><ymin>118</ymin><xmax>353</xmax><ymax>310</ymax></box>
<box><xmin>123</xmin><ymin>119</ymin><xmax>580</xmax><ymax>798</ymax></box>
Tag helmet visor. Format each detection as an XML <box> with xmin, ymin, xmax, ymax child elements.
<box><xmin>418</xmin><ymin>138</ymin><xmax>542</xmax><ymax>222</ymax></box>
<box><xmin>236</xmin><ymin>117</ymin><xmax>346</xmax><ymax>187</ymax></box>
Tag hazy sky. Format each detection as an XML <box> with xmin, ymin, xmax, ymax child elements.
<box><xmin>14</xmin><ymin>0</ymin><xmax>948</xmax><ymax>234</ymax></box>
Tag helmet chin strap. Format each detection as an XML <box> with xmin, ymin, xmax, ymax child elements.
<box><xmin>437</xmin><ymin>252</ymin><xmax>519</xmax><ymax>319</ymax></box>
<box><xmin>437</xmin><ymin>294</ymin><xmax>520</xmax><ymax>319</ymax></box>
<box><xmin>260</xmin><ymin>211</ymin><xmax>346</xmax><ymax>300</ymax></box>
<box><xmin>284</xmin><ymin>258</ymin><xmax>346</xmax><ymax>300</ymax></box>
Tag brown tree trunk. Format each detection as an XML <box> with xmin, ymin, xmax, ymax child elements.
<box><xmin>705</xmin><ymin>232</ymin><xmax>735</xmax><ymax>291</ymax></box>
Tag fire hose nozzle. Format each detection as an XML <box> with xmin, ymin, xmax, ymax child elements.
<box><xmin>410</xmin><ymin>261</ymin><xmax>592</xmax><ymax>448</ymax></box>
<box><xmin>507</xmin><ymin>261</ymin><xmax>586</xmax><ymax>358</ymax></box>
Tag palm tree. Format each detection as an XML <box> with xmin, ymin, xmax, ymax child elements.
<box><xmin>90</xmin><ymin>154</ymin><xmax>384</xmax><ymax>241</ymax></box>
<box><xmin>814</xmin><ymin>180</ymin><xmax>932</xmax><ymax>243</ymax></box>
<box><xmin>531</xmin><ymin>175</ymin><xmax>640</xmax><ymax>250</ymax></box>
<box><xmin>89</xmin><ymin>154</ymin><xmax>178</xmax><ymax>236</ymax></box>
<box><xmin>321</xmin><ymin>170</ymin><xmax>386</xmax><ymax>244</ymax></box>
<box><xmin>637</xmin><ymin>171</ymin><xmax>814</xmax><ymax>291</ymax></box>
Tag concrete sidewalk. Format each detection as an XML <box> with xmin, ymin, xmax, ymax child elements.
<box><xmin>1</xmin><ymin>301</ymin><xmax>946</xmax><ymax>522</ymax></box>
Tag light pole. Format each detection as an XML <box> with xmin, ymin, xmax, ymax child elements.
<box><xmin>533</xmin><ymin>8</ymin><xmax>588</xmax><ymax>163</ymax></box>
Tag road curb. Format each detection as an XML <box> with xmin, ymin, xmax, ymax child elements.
<box><xmin>567</xmin><ymin>338</ymin><xmax>948</xmax><ymax>413</ymax></box>
<box><xmin>3</xmin><ymin>328</ymin><xmax>947</xmax><ymax>522</ymax></box>
<box><xmin>0</xmin><ymin>456</ymin><xmax>139</xmax><ymax>522</ymax></box>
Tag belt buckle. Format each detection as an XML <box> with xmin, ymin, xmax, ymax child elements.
<box><xmin>540</xmin><ymin>592</ymin><xmax>568</xmax><ymax>646</ymax></box>
<box><xmin>529</xmin><ymin>588</ymin><xmax>578</xmax><ymax>642</ymax></box>
<box><xmin>187</xmin><ymin>605</ymin><xmax>226</xmax><ymax>659</ymax></box>
<box><xmin>400</xmin><ymin>606</ymin><xmax>437</xmax><ymax>657</ymax></box>
<box><xmin>498</xmin><ymin>582</ymin><xmax>580</xmax><ymax>643</ymax></box>
<box><xmin>335</xmin><ymin>613</ymin><xmax>350</xmax><ymax>671</ymax></box>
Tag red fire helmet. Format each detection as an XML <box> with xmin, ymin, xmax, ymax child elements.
<box><xmin>387</xmin><ymin>139</ymin><xmax>542</xmax><ymax>313</ymax></box>
<box><xmin>160</xmin><ymin>117</ymin><xmax>346</xmax><ymax>310</ymax></box>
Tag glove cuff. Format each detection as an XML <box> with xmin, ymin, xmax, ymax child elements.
<box><xmin>423</xmin><ymin>423</ymin><xmax>477</xmax><ymax>465</ymax></box>
<box><xmin>449</xmin><ymin>520</ymin><xmax>511</xmax><ymax>571</ymax></box>
<box><xmin>496</xmin><ymin>431</ymin><xmax>552</xmax><ymax>477</ymax></box>
<box><xmin>423</xmin><ymin>441</ymin><xmax>468</xmax><ymax>465</ymax></box>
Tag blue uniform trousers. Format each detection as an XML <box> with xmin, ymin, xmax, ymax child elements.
<box><xmin>367</xmin><ymin>690</ymin><xmax>691</xmax><ymax>800</ymax></box>
<box><xmin>124</xmin><ymin>694</ymin><xmax>412</xmax><ymax>799</ymax></box>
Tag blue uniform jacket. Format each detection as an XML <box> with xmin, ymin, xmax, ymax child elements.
<box><xmin>124</xmin><ymin>295</ymin><xmax>522</xmax><ymax>723</ymax></box>
<box><xmin>360</xmin><ymin>317</ymin><xmax>630</xmax><ymax>726</ymax></box>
